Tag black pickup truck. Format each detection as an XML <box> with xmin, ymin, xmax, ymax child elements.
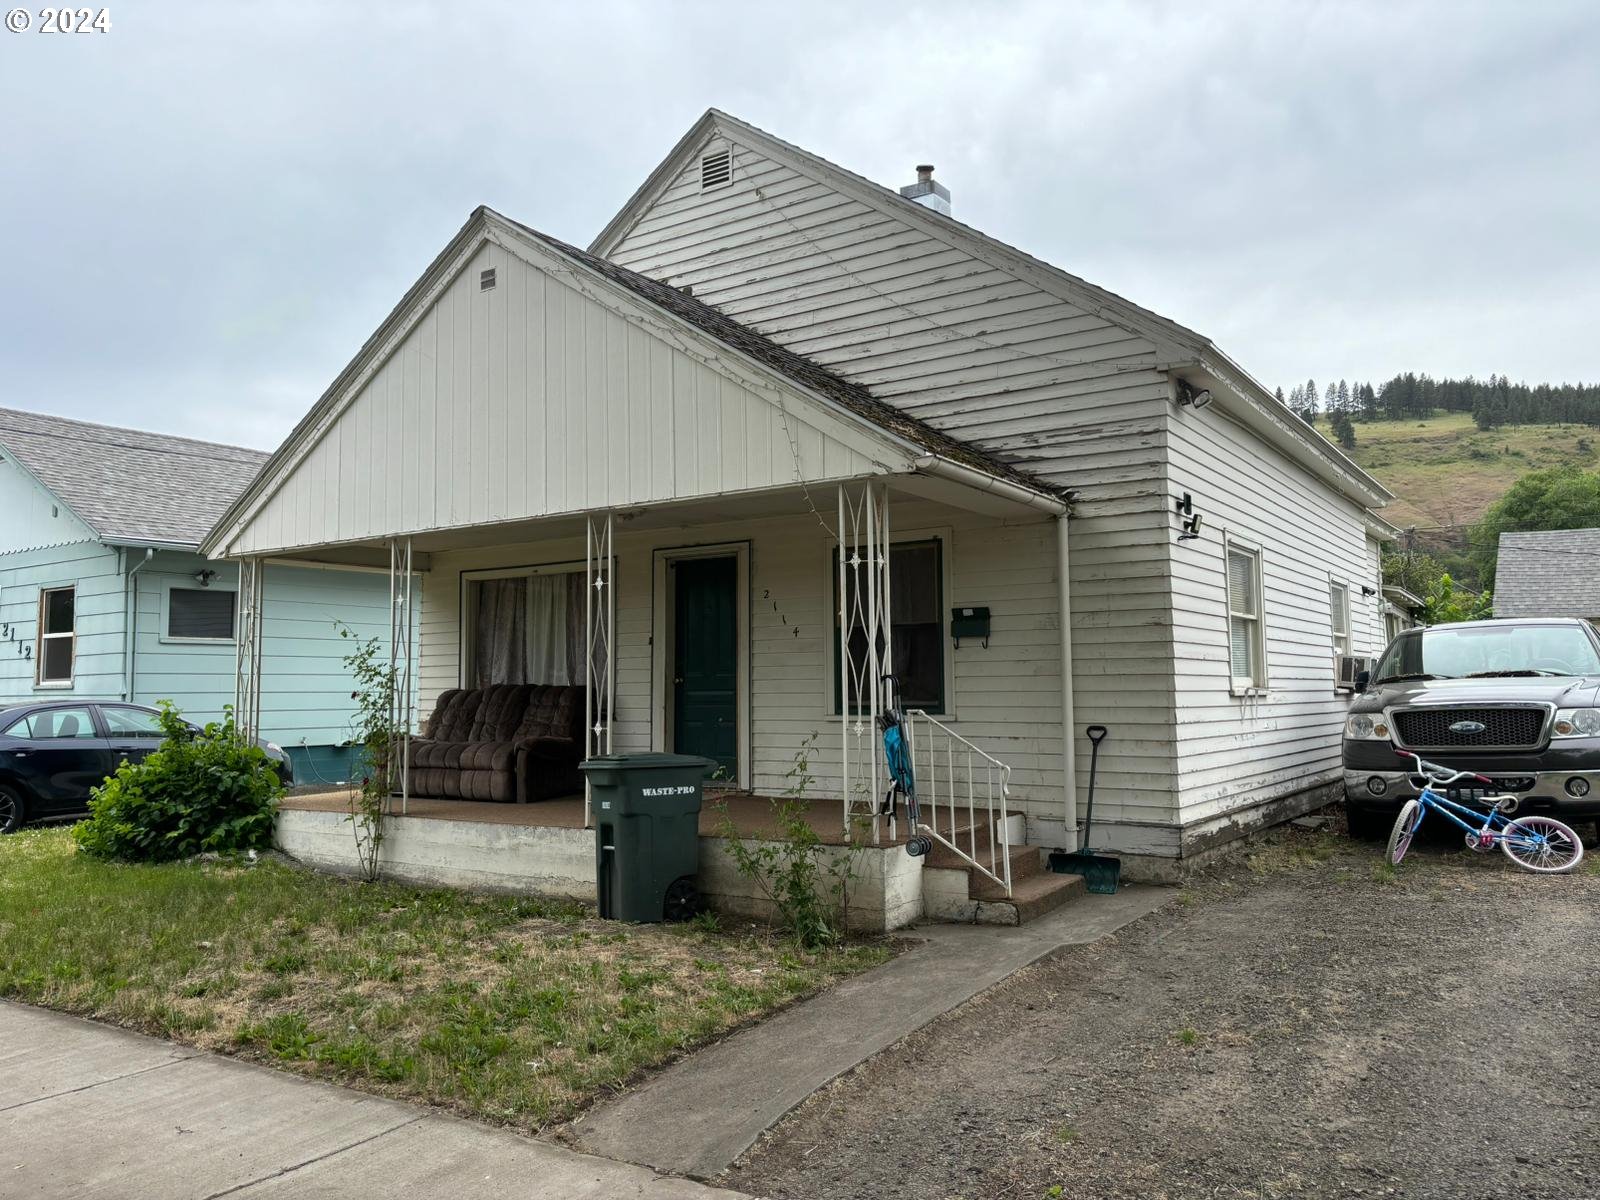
<box><xmin>1342</xmin><ymin>617</ymin><xmax>1600</xmax><ymax>838</ymax></box>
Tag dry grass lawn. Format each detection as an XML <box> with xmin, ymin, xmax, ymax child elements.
<box><xmin>0</xmin><ymin>828</ymin><xmax>888</xmax><ymax>1130</ymax></box>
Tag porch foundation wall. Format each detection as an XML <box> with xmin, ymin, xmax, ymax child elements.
<box><xmin>273</xmin><ymin>807</ymin><xmax>597</xmax><ymax>900</ymax></box>
<box><xmin>273</xmin><ymin>808</ymin><xmax>925</xmax><ymax>931</ymax></box>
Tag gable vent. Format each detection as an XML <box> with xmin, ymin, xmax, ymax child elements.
<box><xmin>479</xmin><ymin>268</ymin><xmax>497</xmax><ymax>291</ymax></box>
<box><xmin>700</xmin><ymin>148</ymin><xmax>732</xmax><ymax>190</ymax></box>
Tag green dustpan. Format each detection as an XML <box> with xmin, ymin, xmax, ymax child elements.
<box><xmin>1048</xmin><ymin>725</ymin><xmax>1121</xmax><ymax>894</ymax></box>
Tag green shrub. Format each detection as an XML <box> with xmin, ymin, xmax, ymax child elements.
<box><xmin>73</xmin><ymin>702</ymin><xmax>283</xmax><ymax>862</ymax></box>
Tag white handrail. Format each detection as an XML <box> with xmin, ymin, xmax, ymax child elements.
<box><xmin>904</xmin><ymin>709</ymin><xmax>1013</xmax><ymax>895</ymax></box>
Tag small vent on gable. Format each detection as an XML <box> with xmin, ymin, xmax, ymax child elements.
<box><xmin>480</xmin><ymin>268</ymin><xmax>497</xmax><ymax>291</ymax></box>
<box><xmin>700</xmin><ymin>148</ymin><xmax>732</xmax><ymax>190</ymax></box>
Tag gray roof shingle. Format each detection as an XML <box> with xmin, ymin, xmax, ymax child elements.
<box><xmin>1494</xmin><ymin>528</ymin><xmax>1600</xmax><ymax>618</ymax></box>
<box><xmin>0</xmin><ymin>408</ymin><xmax>267</xmax><ymax>549</ymax></box>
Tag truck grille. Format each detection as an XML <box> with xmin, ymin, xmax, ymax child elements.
<box><xmin>1393</xmin><ymin>706</ymin><xmax>1546</xmax><ymax>751</ymax></box>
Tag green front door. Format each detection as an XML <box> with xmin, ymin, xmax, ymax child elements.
<box><xmin>672</xmin><ymin>556</ymin><xmax>738</xmax><ymax>777</ymax></box>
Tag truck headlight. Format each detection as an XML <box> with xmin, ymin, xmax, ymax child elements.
<box><xmin>1345</xmin><ymin>714</ymin><xmax>1391</xmax><ymax>740</ymax></box>
<box><xmin>1552</xmin><ymin>708</ymin><xmax>1600</xmax><ymax>738</ymax></box>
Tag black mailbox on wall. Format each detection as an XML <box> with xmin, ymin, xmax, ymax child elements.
<box><xmin>950</xmin><ymin>606</ymin><xmax>991</xmax><ymax>649</ymax></box>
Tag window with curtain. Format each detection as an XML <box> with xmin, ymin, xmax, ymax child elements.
<box><xmin>834</xmin><ymin>538</ymin><xmax>945</xmax><ymax>713</ymax></box>
<box><xmin>467</xmin><ymin>569</ymin><xmax>594</xmax><ymax>689</ymax></box>
<box><xmin>168</xmin><ymin>587</ymin><xmax>237</xmax><ymax>640</ymax></box>
<box><xmin>1226</xmin><ymin>543</ymin><xmax>1265</xmax><ymax>691</ymax></box>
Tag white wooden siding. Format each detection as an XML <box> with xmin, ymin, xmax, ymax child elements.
<box><xmin>1167</xmin><ymin>405</ymin><xmax>1384</xmax><ymax>827</ymax></box>
<box><xmin>415</xmin><ymin>501</ymin><xmax>1069</xmax><ymax>822</ymax></box>
<box><xmin>606</xmin><ymin>139</ymin><xmax>1180</xmax><ymax>840</ymax></box>
<box><xmin>226</xmin><ymin>239</ymin><xmax>897</xmax><ymax>558</ymax></box>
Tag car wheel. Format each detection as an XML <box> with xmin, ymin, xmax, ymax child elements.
<box><xmin>1343</xmin><ymin>802</ymin><xmax>1389</xmax><ymax>841</ymax></box>
<box><xmin>0</xmin><ymin>785</ymin><xmax>26</xmax><ymax>834</ymax></box>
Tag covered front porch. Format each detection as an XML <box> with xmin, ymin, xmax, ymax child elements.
<box><xmin>233</xmin><ymin>475</ymin><xmax>1078</xmax><ymax>927</ymax></box>
<box><xmin>202</xmin><ymin>208</ymin><xmax>1081</xmax><ymax>926</ymax></box>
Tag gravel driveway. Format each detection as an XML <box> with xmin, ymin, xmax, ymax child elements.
<box><xmin>724</xmin><ymin>820</ymin><xmax>1600</xmax><ymax>1199</ymax></box>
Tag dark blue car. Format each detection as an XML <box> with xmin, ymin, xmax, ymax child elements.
<box><xmin>0</xmin><ymin>700</ymin><xmax>292</xmax><ymax>833</ymax></box>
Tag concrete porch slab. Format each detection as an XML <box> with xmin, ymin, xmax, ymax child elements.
<box><xmin>569</xmin><ymin>884</ymin><xmax>1173</xmax><ymax>1180</ymax></box>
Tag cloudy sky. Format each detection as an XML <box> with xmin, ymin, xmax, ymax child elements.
<box><xmin>2</xmin><ymin>1</ymin><xmax>1596</xmax><ymax>449</ymax></box>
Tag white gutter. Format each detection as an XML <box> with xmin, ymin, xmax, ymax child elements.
<box><xmin>121</xmin><ymin>547</ymin><xmax>155</xmax><ymax>701</ymax></box>
<box><xmin>1056</xmin><ymin>514</ymin><xmax>1078</xmax><ymax>851</ymax></box>
<box><xmin>910</xmin><ymin>455</ymin><xmax>1069</xmax><ymax>515</ymax></box>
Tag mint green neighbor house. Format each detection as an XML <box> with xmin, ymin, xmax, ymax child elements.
<box><xmin>0</xmin><ymin>407</ymin><xmax>391</xmax><ymax>782</ymax></box>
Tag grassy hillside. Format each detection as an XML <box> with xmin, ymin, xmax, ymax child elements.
<box><xmin>1340</xmin><ymin>412</ymin><xmax>1598</xmax><ymax>533</ymax></box>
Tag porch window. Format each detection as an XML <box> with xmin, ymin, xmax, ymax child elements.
<box><xmin>1330</xmin><ymin>580</ymin><xmax>1351</xmax><ymax>657</ymax></box>
<box><xmin>834</xmin><ymin>539</ymin><xmax>945</xmax><ymax>714</ymax></box>
<box><xmin>465</xmin><ymin>567</ymin><xmax>599</xmax><ymax>689</ymax></box>
<box><xmin>36</xmin><ymin>586</ymin><xmax>75</xmax><ymax>686</ymax></box>
<box><xmin>1225</xmin><ymin>541</ymin><xmax>1266</xmax><ymax>692</ymax></box>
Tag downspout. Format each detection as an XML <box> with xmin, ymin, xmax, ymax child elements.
<box><xmin>122</xmin><ymin>547</ymin><xmax>154</xmax><ymax>701</ymax></box>
<box><xmin>1056</xmin><ymin>514</ymin><xmax>1078</xmax><ymax>851</ymax></box>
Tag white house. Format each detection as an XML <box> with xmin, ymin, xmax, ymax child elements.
<box><xmin>204</xmin><ymin>110</ymin><xmax>1394</xmax><ymax>922</ymax></box>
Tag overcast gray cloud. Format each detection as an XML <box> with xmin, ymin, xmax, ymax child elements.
<box><xmin>2</xmin><ymin>0</ymin><xmax>1596</xmax><ymax>449</ymax></box>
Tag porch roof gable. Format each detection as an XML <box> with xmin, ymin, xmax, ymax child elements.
<box><xmin>203</xmin><ymin>208</ymin><xmax>1063</xmax><ymax>559</ymax></box>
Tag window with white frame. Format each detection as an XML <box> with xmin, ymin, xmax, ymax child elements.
<box><xmin>1330</xmin><ymin>580</ymin><xmax>1351</xmax><ymax>658</ymax></box>
<box><xmin>1225</xmin><ymin>542</ymin><xmax>1266</xmax><ymax>691</ymax></box>
<box><xmin>166</xmin><ymin>585</ymin><xmax>237</xmax><ymax>641</ymax></box>
<box><xmin>37</xmin><ymin>586</ymin><xmax>75</xmax><ymax>686</ymax></box>
<box><xmin>462</xmin><ymin>565</ymin><xmax>601</xmax><ymax>689</ymax></box>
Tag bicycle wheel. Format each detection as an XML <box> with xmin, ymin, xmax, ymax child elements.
<box><xmin>1499</xmin><ymin>815</ymin><xmax>1585</xmax><ymax>874</ymax></box>
<box><xmin>1387</xmin><ymin>799</ymin><xmax>1423</xmax><ymax>865</ymax></box>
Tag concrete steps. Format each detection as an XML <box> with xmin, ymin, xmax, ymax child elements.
<box><xmin>920</xmin><ymin>820</ymin><xmax>1085</xmax><ymax>926</ymax></box>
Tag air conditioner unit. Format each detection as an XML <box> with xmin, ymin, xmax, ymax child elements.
<box><xmin>1336</xmin><ymin>654</ymin><xmax>1375</xmax><ymax>691</ymax></box>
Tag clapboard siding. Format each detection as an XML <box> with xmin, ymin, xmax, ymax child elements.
<box><xmin>127</xmin><ymin>552</ymin><xmax>396</xmax><ymax>749</ymax></box>
<box><xmin>0</xmin><ymin>455</ymin><xmax>96</xmax><ymax>553</ymax></box>
<box><xmin>226</xmin><ymin>237</ymin><xmax>898</xmax><ymax>558</ymax></box>
<box><xmin>1166</xmin><ymin>406</ymin><xmax>1384</xmax><ymax>825</ymax></box>
<box><xmin>0</xmin><ymin>540</ymin><xmax>124</xmax><ymax>703</ymax></box>
<box><xmin>608</xmin><ymin>139</ymin><xmax>1181</xmax><ymax>839</ymax></box>
<box><xmin>415</xmin><ymin>500</ymin><xmax>1090</xmax><ymax>823</ymax></box>
<box><xmin>0</xmin><ymin>540</ymin><xmax>397</xmax><ymax>756</ymax></box>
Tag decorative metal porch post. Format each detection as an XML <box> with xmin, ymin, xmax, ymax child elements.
<box><xmin>388</xmin><ymin>537</ymin><xmax>415</xmax><ymax>815</ymax></box>
<box><xmin>232</xmin><ymin>557</ymin><xmax>264</xmax><ymax>743</ymax></box>
<box><xmin>584</xmin><ymin>512</ymin><xmax>615</xmax><ymax>827</ymax></box>
<box><xmin>837</xmin><ymin>482</ymin><xmax>893</xmax><ymax>843</ymax></box>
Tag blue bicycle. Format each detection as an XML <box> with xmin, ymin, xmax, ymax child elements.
<box><xmin>1386</xmin><ymin>750</ymin><xmax>1585</xmax><ymax>873</ymax></box>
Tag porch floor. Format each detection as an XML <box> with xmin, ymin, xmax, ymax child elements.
<box><xmin>280</xmin><ymin>788</ymin><xmax>910</xmax><ymax>847</ymax></box>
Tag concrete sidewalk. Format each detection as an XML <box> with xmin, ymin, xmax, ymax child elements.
<box><xmin>0</xmin><ymin>1002</ymin><xmax>746</xmax><ymax>1199</ymax></box>
<box><xmin>573</xmin><ymin>885</ymin><xmax>1172</xmax><ymax>1179</ymax></box>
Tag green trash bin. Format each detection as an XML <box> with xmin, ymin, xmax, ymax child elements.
<box><xmin>581</xmin><ymin>753</ymin><xmax>714</xmax><ymax>923</ymax></box>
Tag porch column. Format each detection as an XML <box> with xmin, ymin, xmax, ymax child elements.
<box><xmin>232</xmin><ymin>557</ymin><xmax>264</xmax><ymax>743</ymax></box>
<box><xmin>388</xmin><ymin>537</ymin><xmax>415</xmax><ymax>815</ymax></box>
<box><xmin>837</xmin><ymin>481</ymin><xmax>892</xmax><ymax>843</ymax></box>
<box><xmin>584</xmin><ymin>511</ymin><xmax>615</xmax><ymax>826</ymax></box>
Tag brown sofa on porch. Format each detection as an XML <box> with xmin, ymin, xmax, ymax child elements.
<box><xmin>409</xmin><ymin>684</ymin><xmax>585</xmax><ymax>803</ymax></box>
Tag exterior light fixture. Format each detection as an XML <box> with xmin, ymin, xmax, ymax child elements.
<box><xmin>1177</xmin><ymin>380</ymin><xmax>1214</xmax><ymax>410</ymax></box>
<box><xmin>193</xmin><ymin>569</ymin><xmax>217</xmax><ymax>588</ymax></box>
